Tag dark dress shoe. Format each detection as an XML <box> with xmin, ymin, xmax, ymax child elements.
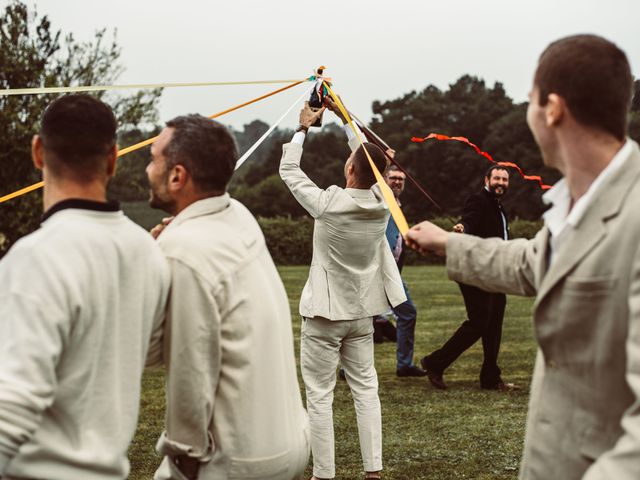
<box><xmin>420</xmin><ymin>357</ymin><xmax>448</xmax><ymax>390</ymax></box>
<box><xmin>396</xmin><ymin>365</ymin><xmax>428</xmax><ymax>377</ymax></box>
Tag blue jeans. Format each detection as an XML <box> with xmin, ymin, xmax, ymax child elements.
<box><xmin>394</xmin><ymin>280</ymin><xmax>417</xmax><ymax>369</ymax></box>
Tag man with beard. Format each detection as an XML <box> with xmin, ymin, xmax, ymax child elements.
<box><xmin>145</xmin><ymin>115</ymin><xmax>308</xmax><ymax>480</ymax></box>
<box><xmin>420</xmin><ymin>165</ymin><xmax>518</xmax><ymax>390</ymax></box>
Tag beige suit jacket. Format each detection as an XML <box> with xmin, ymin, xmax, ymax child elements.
<box><xmin>279</xmin><ymin>139</ymin><xmax>406</xmax><ymax>320</ymax></box>
<box><xmin>149</xmin><ymin>195</ymin><xmax>308</xmax><ymax>479</ymax></box>
<box><xmin>446</xmin><ymin>141</ymin><xmax>640</xmax><ymax>480</ymax></box>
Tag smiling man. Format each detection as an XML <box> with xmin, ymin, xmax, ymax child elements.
<box><xmin>420</xmin><ymin>165</ymin><xmax>517</xmax><ymax>391</ymax></box>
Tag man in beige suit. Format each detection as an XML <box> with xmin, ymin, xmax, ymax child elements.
<box><xmin>280</xmin><ymin>102</ymin><xmax>406</xmax><ymax>480</ymax></box>
<box><xmin>405</xmin><ymin>35</ymin><xmax>640</xmax><ymax>480</ymax></box>
<box><xmin>146</xmin><ymin>115</ymin><xmax>308</xmax><ymax>480</ymax></box>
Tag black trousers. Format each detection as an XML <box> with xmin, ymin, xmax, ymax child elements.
<box><xmin>422</xmin><ymin>282</ymin><xmax>506</xmax><ymax>387</ymax></box>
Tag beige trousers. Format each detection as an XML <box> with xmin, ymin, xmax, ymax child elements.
<box><xmin>301</xmin><ymin>316</ymin><xmax>382</xmax><ymax>479</ymax></box>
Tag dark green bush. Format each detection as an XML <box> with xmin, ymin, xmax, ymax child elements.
<box><xmin>257</xmin><ymin>216</ymin><xmax>543</xmax><ymax>266</ymax></box>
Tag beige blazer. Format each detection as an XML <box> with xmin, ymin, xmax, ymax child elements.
<box><xmin>150</xmin><ymin>195</ymin><xmax>308</xmax><ymax>479</ymax></box>
<box><xmin>279</xmin><ymin>139</ymin><xmax>406</xmax><ymax>320</ymax></box>
<box><xmin>446</xmin><ymin>140</ymin><xmax>640</xmax><ymax>480</ymax></box>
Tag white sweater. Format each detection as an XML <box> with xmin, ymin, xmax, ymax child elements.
<box><xmin>0</xmin><ymin>204</ymin><xmax>169</xmax><ymax>479</ymax></box>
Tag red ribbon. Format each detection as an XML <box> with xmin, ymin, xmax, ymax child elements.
<box><xmin>411</xmin><ymin>133</ymin><xmax>552</xmax><ymax>190</ymax></box>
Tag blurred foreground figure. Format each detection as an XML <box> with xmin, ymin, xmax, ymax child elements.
<box><xmin>0</xmin><ymin>94</ymin><xmax>170</xmax><ymax>479</ymax></box>
<box><xmin>147</xmin><ymin>115</ymin><xmax>308</xmax><ymax>480</ymax></box>
<box><xmin>406</xmin><ymin>35</ymin><xmax>640</xmax><ymax>480</ymax></box>
<box><xmin>280</xmin><ymin>101</ymin><xmax>405</xmax><ymax>480</ymax></box>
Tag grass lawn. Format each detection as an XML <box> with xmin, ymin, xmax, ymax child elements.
<box><xmin>129</xmin><ymin>265</ymin><xmax>537</xmax><ymax>480</ymax></box>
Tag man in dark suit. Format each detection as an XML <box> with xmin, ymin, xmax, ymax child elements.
<box><xmin>420</xmin><ymin>165</ymin><xmax>517</xmax><ymax>390</ymax></box>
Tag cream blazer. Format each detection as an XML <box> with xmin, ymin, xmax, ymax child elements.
<box><xmin>279</xmin><ymin>140</ymin><xmax>406</xmax><ymax>321</ymax></box>
<box><xmin>446</xmin><ymin>141</ymin><xmax>640</xmax><ymax>480</ymax></box>
<box><xmin>149</xmin><ymin>195</ymin><xmax>308</xmax><ymax>479</ymax></box>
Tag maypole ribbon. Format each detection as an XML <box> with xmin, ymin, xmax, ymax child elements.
<box><xmin>349</xmin><ymin>114</ymin><xmax>442</xmax><ymax>212</ymax></box>
<box><xmin>235</xmin><ymin>86</ymin><xmax>313</xmax><ymax>170</ymax></box>
<box><xmin>0</xmin><ymin>79</ymin><xmax>307</xmax><ymax>97</ymax></box>
<box><xmin>412</xmin><ymin>133</ymin><xmax>552</xmax><ymax>190</ymax></box>
<box><xmin>323</xmin><ymin>82</ymin><xmax>410</xmax><ymax>235</ymax></box>
<box><xmin>0</xmin><ymin>79</ymin><xmax>309</xmax><ymax>205</ymax></box>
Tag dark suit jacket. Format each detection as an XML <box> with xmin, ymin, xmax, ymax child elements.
<box><xmin>459</xmin><ymin>188</ymin><xmax>509</xmax><ymax>239</ymax></box>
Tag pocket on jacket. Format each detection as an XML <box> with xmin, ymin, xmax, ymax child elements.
<box><xmin>228</xmin><ymin>450</ymin><xmax>290</xmax><ymax>479</ymax></box>
<box><xmin>564</xmin><ymin>275</ymin><xmax>617</xmax><ymax>295</ymax></box>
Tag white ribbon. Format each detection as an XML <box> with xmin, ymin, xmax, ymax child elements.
<box><xmin>235</xmin><ymin>86</ymin><xmax>313</xmax><ymax>170</ymax></box>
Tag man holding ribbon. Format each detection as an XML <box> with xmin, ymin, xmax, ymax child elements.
<box><xmin>280</xmin><ymin>101</ymin><xmax>406</xmax><ymax>480</ymax></box>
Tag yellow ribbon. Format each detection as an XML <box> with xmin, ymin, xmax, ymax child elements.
<box><xmin>323</xmin><ymin>83</ymin><xmax>410</xmax><ymax>235</ymax></box>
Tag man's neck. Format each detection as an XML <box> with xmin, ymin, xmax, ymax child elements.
<box><xmin>43</xmin><ymin>177</ymin><xmax>107</xmax><ymax>212</ymax></box>
<box><xmin>559</xmin><ymin>131</ymin><xmax>625</xmax><ymax>203</ymax></box>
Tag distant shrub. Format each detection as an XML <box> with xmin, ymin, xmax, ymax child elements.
<box><xmin>258</xmin><ymin>216</ymin><xmax>313</xmax><ymax>265</ymax></box>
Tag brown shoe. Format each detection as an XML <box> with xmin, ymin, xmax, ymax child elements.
<box><xmin>420</xmin><ymin>357</ymin><xmax>447</xmax><ymax>390</ymax></box>
<box><xmin>365</xmin><ymin>472</ymin><xmax>382</xmax><ymax>480</ymax></box>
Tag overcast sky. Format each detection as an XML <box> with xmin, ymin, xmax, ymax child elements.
<box><xmin>21</xmin><ymin>0</ymin><xmax>640</xmax><ymax>132</ymax></box>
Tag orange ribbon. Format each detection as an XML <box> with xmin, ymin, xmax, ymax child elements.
<box><xmin>0</xmin><ymin>79</ymin><xmax>308</xmax><ymax>205</ymax></box>
<box><xmin>411</xmin><ymin>133</ymin><xmax>552</xmax><ymax>190</ymax></box>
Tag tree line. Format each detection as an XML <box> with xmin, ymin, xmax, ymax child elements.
<box><xmin>1</xmin><ymin>0</ymin><xmax>639</xmax><ymax>256</ymax></box>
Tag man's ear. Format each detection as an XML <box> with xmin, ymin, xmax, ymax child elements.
<box><xmin>32</xmin><ymin>135</ymin><xmax>44</xmax><ymax>170</ymax></box>
<box><xmin>106</xmin><ymin>144</ymin><xmax>118</xmax><ymax>177</ymax></box>
<box><xmin>167</xmin><ymin>164</ymin><xmax>189</xmax><ymax>192</ymax></box>
<box><xmin>545</xmin><ymin>93</ymin><xmax>565</xmax><ymax>127</ymax></box>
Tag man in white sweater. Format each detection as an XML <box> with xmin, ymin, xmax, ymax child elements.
<box><xmin>146</xmin><ymin>115</ymin><xmax>308</xmax><ymax>480</ymax></box>
<box><xmin>0</xmin><ymin>94</ymin><xmax>170</xmax><ymax>479</ymax></box>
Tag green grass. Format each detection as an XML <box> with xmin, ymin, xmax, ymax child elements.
<box><xmin>129</xmin><ymin>266</ymin><xmax>537</xmax><ymax>480</ymax></box>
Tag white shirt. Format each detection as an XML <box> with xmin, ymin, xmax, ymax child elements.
<box><xmin>0</xmin><ymin>205</ymin><xmax>169</xmax><ymax>480</ymax></box>
<box><xmin>543</xmin><ymin>140</ymin><xmax>632</xmax><ymax>262</ymax></box>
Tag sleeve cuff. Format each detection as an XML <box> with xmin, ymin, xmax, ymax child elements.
<box><xmin>291</xmin><ymin>131</ymin><xmax>306</xmax><ymax>145</ymax></box>
<box><xmin>343</xmin><ymin>123</ymin><xmax>363</xmax><ymax>142</ymax></box>
<box><xmin>156</xmin><ymin>431</ymin><xmax>213</xmax><ymax>462</ymax></box>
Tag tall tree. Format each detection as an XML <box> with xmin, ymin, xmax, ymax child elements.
<box><xmin>0</xmin><ymin>0</ymin><xmax>161</xmax><ymax>255</ymax></box>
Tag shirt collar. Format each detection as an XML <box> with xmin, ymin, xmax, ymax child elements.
<box><xmin>543</xmin><ymin>139</ymin><xmax>632</xmax><ymax>235</ymax></box>
<box><xmin>42</xmin><ymin>198</ymin><xmax>120</xmax><ymax>223</ymax></box>
<box><xmin>166</xmin><ymin>194</ymin><xmax>231</xmax><ymax>230</ymax></box>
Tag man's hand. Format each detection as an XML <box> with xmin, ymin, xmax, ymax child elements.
<box><xmin>150</xmin><ymin>216</ymin><xmax>174</xmax><ymax>239</ymax></box>
<box><xmin>299</xmin><ymin>102</ymin><xmax>325</xmax><ymax>130</ymax></box>
<box><xmin>452</xmin><ymin>223</ymin><xmax>465</xmax><ymax>233</ymax></box>
<box><xmin>405</xmin><ymin>221</ymin><xmax>449</xmax><ymax>257</ymax></box>
<box><xmin>385</xmin><ymin>148</ymin><xmax>396</xmax><ymax>160</ymax></box>
<box><xmin>324</xmin><ymin>97</ymin><xmax>348</xmax><ymax>124</ymax></box>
